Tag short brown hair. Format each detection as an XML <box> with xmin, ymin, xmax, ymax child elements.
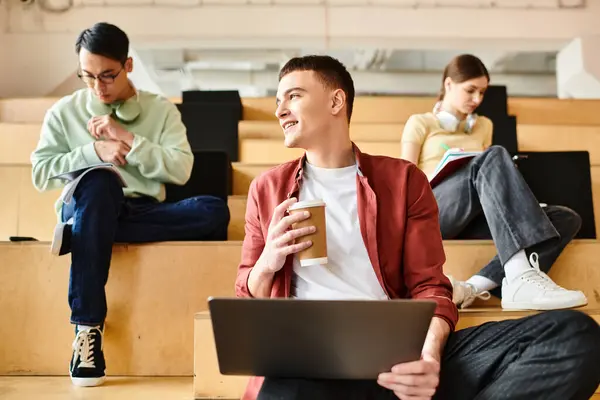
<box><xmin>279</xmin><ymin>55</ymin><xmax>355</xmax><ymax>122</ymax></box>
<box><xmin>439</xmin><ymin>54</ymin><xmax>490</xmax><ymax>100</ymax></box>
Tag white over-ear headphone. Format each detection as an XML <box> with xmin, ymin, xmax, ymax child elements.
<box><xmin>86</xmin><ymin>81</ymin><xmax>141</xmax><ymax>123</ymax></box>
<box><xmin>433</xmin><ymin>101</ymin><xmax>477</xmax><ymax>134</ymax></box>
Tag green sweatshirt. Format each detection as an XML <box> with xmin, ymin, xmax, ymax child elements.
<box><xmin>31</xmin><ymin>88</ymin><xmax>193</xmax><ymax>217</ymax></box>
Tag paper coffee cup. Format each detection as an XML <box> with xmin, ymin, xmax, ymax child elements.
<box><xmin>288</xmin><ymin>199</ymin><xmax>327</xmax><ymax>267</ymax></box>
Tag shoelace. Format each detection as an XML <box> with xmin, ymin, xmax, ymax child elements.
<box><xmin>72</xmin><ymin>329</ymin><xmax>98</xmax><ymax>368</ymax></box>
<box><xmin>462</xmin><ymin>283</ymin><xmax>491</xmax><ymax>307</ymax></box>
<box><xmin>447</xmin><ymin>275</ymin><xmax>491</xmax><ymax>308</ymax></box>
<box><xmin>521</xmin><ymin>253</ymin><xmax>563</xmax><ymax>291</ymax></box>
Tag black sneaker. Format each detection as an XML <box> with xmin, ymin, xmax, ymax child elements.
<box><xmin>70</xmin><ymin>325</ymin><xmax>106</xmax><ymax>387</ymax></box>
<box><xmin>51</xmin><ymin>218</ymin><xmax>73</xmax><ymax>256</ymax></box>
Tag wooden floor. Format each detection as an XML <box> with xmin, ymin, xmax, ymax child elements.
<box><xmin>0</xmin><ymin>377</ymin><xmax>194</xmax><ymax>400</ymax></box>
<box><xmin>0</xmin><ymin>376</ymin><xmax>597</xmax><ymax>400</ymax></box>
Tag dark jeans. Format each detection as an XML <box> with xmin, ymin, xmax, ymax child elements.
<box><xmin>62</xmin><ymin>169</ymin><xmax>230</xmax><ymax>325</ymax></box>
<box><xmin>258</xmin><ymin>310</ymin><xmax>600</xmax><ymax>400</ymax></box>
<box><xmin>433</xmin><ymin>146</ymin><xmax>581</xmax><ymax>294</ymax></box>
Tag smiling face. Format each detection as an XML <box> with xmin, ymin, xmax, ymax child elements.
<box><xmin>444</xmin><ymin>75</ymin><xmax>489</xmax><ymax>115</ymax></box>
<box><xmin>78</xmin><ymin>48</ymin><xmax>133</xmax><ymax>104</ymax></box>
<box><xmin>275</xmin><ymin>70</ymin><xmax>343</xmax><ymax>149</ymax></box>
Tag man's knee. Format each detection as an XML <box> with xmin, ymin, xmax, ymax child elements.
<box><xmin>483</xmin><ymin>145</ymin><xmax>512</xmax><ymax>163</ymax></box>
<box><xmin>208</xmin><ymin>196</ymin><xmax>231</xmax><ymax>226</ymax></box>
<box><xmin>472</xmin><ymin>145</ymin><xmax>515</xmax><ymax>175</ymax></box>
<box><xmin>550</xmin><ymin>310</ymin><xmax>600</xmax><ymax>375</ymax></box>
<box><xmin>548</xmin><ymin>205</ymin><xmax>582</xmax><ymax>239</ymax></box>
<box><xmin>543</xmin><ymin>310</ymin><xmax>599</xmax><ymax>340</ymax></box>
<box><xmin>74</xmin><ymin>169</ymin><xmax>124</xmax><ymax>200</ymax></box>
<box><xmin>186</xmin><ymin>195</ymin><xmax>231</xmax><ymax>228</ymax></box>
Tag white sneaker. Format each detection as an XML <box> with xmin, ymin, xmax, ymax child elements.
<box><xmin>448</xmin><ymin>275</ymin><xmax>492</xmax><ymax>309</ymax></box>
<box><xmin>501</xmin><ymin>253</ymin><xmax>588</xmax><ymax>310</ymax></box>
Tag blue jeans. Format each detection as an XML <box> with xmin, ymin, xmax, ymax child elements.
<box><xmin>432</xmin><ymin>146</ymin><xmax>582</xmax><ymax>296</ymax></box>
<box><xmin>62</xmin><ymin>169</ymin><xmax>230</xmax><ymax>325</ymax></box>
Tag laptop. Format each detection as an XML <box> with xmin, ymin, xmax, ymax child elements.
<box><xmin>207</xmin><ymin>297</ymin><xmax>436</xmax><ymax>380</ymax></box>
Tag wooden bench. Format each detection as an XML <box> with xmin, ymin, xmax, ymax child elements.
<box><xmin>240</xmin><ymin>97</ymin><xmax>600</xmax><ymax>126</ymax></box>
<box><xmin>0</xmin><ymin>165</ymin><xmax>247</xmax><ymax>242</ymax></box>
<box><xmin>4</xmin><ymin>121</ymin><xmax>600</xmax><ymax>167</ymax></box>
<box><xmin>0</xmin><ymin>241</ymin><xmax>241</xmax><ymax>376</ymax></box>
<box><xmin>230</xmin><ymin>163</ymin><xmax>600</xmax><ymax>239</ymax></box>
<box><xmin>237</xmin><ymin>122</ymin><xmax>600</xmax><ymax>165</ymax></box>
<box><xmin>1</xmin><ymin>239</ymin><xmax>598</xmax><ymax>377</ymax></box>
<box><xmin>1</xmin><ymin>165</ymin><xmax>600</xmax><ymax>243</ymax></box>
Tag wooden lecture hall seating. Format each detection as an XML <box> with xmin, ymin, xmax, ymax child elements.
<box><xmin>0</xmin><ymin>96</ymin><xmax>598</xmax><ymax>399</ymax></box>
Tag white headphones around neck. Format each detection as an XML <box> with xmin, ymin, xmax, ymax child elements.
<box><xmin>433</xmin><ymin>101</ymin><xmax>478</xmax><ymax>134</ymax></box>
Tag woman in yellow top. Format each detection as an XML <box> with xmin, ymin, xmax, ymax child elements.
<box><xmin>400</xmin><ymin>54</ymin><xmax>587</xmax><ymax>311</ymax></box>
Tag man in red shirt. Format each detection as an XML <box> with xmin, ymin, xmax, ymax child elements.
<box><xmin>235</xmin><ymin>55</ymin><xmax>600</xmax><ymax>400</ymax></box>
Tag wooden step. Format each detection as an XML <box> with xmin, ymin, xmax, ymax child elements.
<box><xmin>2</xmin><ymin>162</ymin><xmax>600</xmax><ymax>251</ymax></box>
<box><xmin>243</xmin><ymin>96</ymin><xmax>600</xmax><ymax>126</ymax></box>
<box><xmin>444</xmin><ymin>240</ymin><xmax>600</xmax><ymax>309</ymax></box>
<box><xmin>0</xmin><ymin>97</ymin><xmax>179</xmax><ymax>124</ymax></box>
<box><xmin>0</xmin><ymin>123</ymin><xmax>39</xmax><ymax>165</ymax></box>
<box><xmin>195</xmin><ymin>312</ymin><xmax>248</xmax><ymax>399</ymax></box>
<box><xmin>6</xmin><ymin>121</ymin><xmax>600</xmax><ymax>166</ymax></box>
<box><xmin>194</xmin><ymin>308</ymin><xmax>600</xmax><ymax>400</ymax></box>
<box><xmin>0</xmin><ymin>377</ymin><xmax>193</xmax><ymax>400</ymax></box>
<box><xmin>4</xmin><ymin>96</ymin><xmax>600</xmax><ymax>126</ymax></box>
<box><xmin>2</xmin><ymin>163</ymin><xmax>600</xmax><ymax>251</ymax></box>
<box><xmin>2</xmin><ymin>375</ymin><xmax>597</xmax><ymax>400</ymax></box>
<box><xmin>231</xmin><ymin>163</ymin><xmax>275</xmax><ymax>197</ymax></box>
<box><xmin>239</xmin><ymin>120</ymin><xmax>402</xmax><ymax>141</ymax></box>
<box><xmin>0</xmin><ymin>98</ymin><xmax>61</xmax><ymax>124</ymax></box>
<box><xmin>5</xmin><ymin>168</ymin><xmax>600</xmax><ymax>249</ymax></box>
<box><xmin>237</xmin><ymin>132</ymin><xmax>600</xmax><ymax>166</ymax></box>
<box><xmin>0</xmin><ymin>166</ymin><xmax>245</xmax><ymax>242</ymax></box>
<box><xmin>228</xmin><ymin>163</ymin><xmax>600</xmax><ymax>239</ymax></box>
<box><xmin>0</xmin><ymin>242</ymin><xmax>241</xmax><ymax>376</ymax></box>
<box><xmin>239</xmin><ymin>139</ymin><xmax>396</xmax><ymax>164</ymax></box>
<box><xmin>2</xmin><ymin>240</ymin><xmax>598</xmax><ymax>377</ymax></box>
<box><xmin>228</xmin><ymin>195</ymin><xmax>247</xmax><ymax>242</ymax></box>
<box><xmin>0</xmin><ymin>166</ymin><xmax>59</xmax><ymax>241</ymax></box>
<box><xmin>240</xmin><ymin>119</ymin><xmax>600</xmax><ymax>146</ymax></box>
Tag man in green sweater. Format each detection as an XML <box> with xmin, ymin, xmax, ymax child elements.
<box><xmin>30</xmin><ymin>22</ymin><xmax>230</xmax><ymax>387</ymax></box>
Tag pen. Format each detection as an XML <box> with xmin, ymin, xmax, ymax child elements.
<box><xmin>441</xmin><ymin>143</ymin><xmax>464</xmax><ymax>152</ymax></box>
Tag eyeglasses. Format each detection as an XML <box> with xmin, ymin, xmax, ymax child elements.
<box><xmin>77</xmin><ymin>68</ymin><xmax>124</xmax><ymax>86</ymax></box>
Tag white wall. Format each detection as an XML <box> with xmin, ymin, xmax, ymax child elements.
<box><xmin>7</xmin><ymin>1</ymin><xmax>599</xmax><ymax>50</ymax></box>
<box><xmin>0</xmin><ymin>33</ymin><xmax>77</xmax><ymax>98</ymax></box>
<box><xmin>0</xmin><ymin>2</ymin><xmax>9</xmax><ymax>98</ymax></box>
<box><xmin>556</xmin><ymin>36</ymin><xmax>600</xmax><ymax>98</ymax></box>
<box><xmin>1</xmin><ymin>0</ymin><xmax>598</xmax><ymax>97</ymax></box>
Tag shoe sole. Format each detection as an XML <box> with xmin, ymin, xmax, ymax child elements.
<box><xmin>70</xmin><ymin>375</ymin><xmax>106</xmax><ymax>387</ymax></box>
<box><xmin>501</xmin><ymin>297</ymin><xmax>588</xmax><ymax>311</ymax></box>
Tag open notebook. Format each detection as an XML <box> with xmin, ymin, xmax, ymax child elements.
<box><xmin>429</xmin><ymin>150</ymin><xmax>481</xmax><ymax>188</ymax></box>
<box><xmin>49</xmin><ymin>163</ymin><xmax>127</xmax><ymax>204</ymax></box>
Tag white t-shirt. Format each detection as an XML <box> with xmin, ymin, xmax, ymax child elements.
<box><xmin>291</xmin><ymin>161</ymin><xmax>389</xmax><ymax>300</ymax></box>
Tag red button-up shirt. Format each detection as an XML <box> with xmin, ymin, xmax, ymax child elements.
<box><xmin>235</xmin><ymin>144</ymin><xmax>458</xmax><ymax>400</ymax></box>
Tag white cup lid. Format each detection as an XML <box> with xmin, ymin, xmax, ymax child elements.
<box><xmin>288</xmin><ymin>199</ymin><xmax>326</xmax><ymax>210</ymax></box>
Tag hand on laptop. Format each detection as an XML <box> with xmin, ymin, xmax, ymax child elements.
<box><xmin>256</xmin><ymin>197</ymin><xmax>315</xmax><ymax>274</ymax></box>
<box><xmin>377</xmin><ymin>354</ymin><xmax>440</xmax><ymax>400</ymax></box>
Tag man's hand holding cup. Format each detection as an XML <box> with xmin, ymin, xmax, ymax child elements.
<box><xmin>255</xmin><ymin>197</ymin><xmax>317</xmax><ymax>275</ymax></box>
